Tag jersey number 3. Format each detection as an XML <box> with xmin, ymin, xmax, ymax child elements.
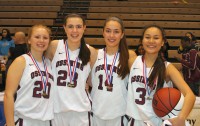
<box><xmin>135</xmin><ymin>88</ymin><xmax>146</xmax><ymax>105</ymax></box>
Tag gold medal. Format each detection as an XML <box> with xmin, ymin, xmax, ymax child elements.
<box><xmin>67</xmin><ymin>82</ymin><xmax>75</xmax><ymax>88</ymax></box>
<box><xmin>65</xmin><ymin>40</ymin><xmax>79</xmax><ymax>89</ymax></box>
<box><xmin>42</xmin><ymin>91</ymin><xmax>47</xmax><ymax>96</ymax></box>
<box><xmin>147</xmin><ymin>97</ymin><xmax>152</xmax><ymax>100</ymax></box>
<box><xmin>29</xmin><ymin>52</ymin><xmax>49</xmax><ymax>98</ymax></box>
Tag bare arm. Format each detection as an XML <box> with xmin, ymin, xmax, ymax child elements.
<box><xmin>167</xmin><ymin>64</ymin><xmax>195</xmax><ymax>125</ymax></box>
<box><xmin>4</xmin><ymin>56</ymin><xmax>26</xmax><ymax>126</ymax></box>
<box><xmin>45</xmin><ymin>40</ymin><xmax>59</xmax><ymax>61</ymax></box>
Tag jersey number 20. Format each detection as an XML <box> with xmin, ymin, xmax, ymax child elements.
<box><xmin>33</xmin><ymin>81</ymin><xmax>51</xmax><ymax>99</ymax></box>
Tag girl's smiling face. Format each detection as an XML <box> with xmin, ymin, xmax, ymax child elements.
<box><xmin>103</xmin><ymin>20</ymin><xmax>124</xmax><ymax>48</ymax></box>
<box><xmin>142</xmin><ymin>27</ymin><xmax>164</xmax><ymax>54</ymax></box>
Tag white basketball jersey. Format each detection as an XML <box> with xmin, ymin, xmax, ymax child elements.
<box><xmin>51</xmin><ymin>39</ymin><xmax>91</xmax><ymax>113</ymax></box>
<box><xmin>91</xmin><ymin>49</ymin><xmax>128</xmax><ymax>120</ymax></box>
<box><xmin>126</xmin><ymin>56</ymin><xmax>173</xmax><ymax>121</ymax></box>
<box><xmin>14</xmin><ymin>54</ymin><xmax>54</xmax><ymax>121</ymax></box>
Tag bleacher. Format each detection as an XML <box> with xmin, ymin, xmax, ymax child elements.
<box><xmin>60</xmin><ymin>0</ymin><xmax>200</xmax><ymax>71</ymax></box>
<box><xmin>0</xmin><ymin>1</ymin><xmax>200</xmax><ymax>125</ymax></box>
<box><xmin>0</xmin><ymin>0</ymin><xmax>200</xmax><ymax>70</ymax></box>
<box><xmin>0</xmin><ymin>0</ymin><xmax>63</xmax><ymax>34</ymax></box>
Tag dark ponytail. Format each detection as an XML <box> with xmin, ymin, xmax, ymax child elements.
<box><xmin>79</xmin><ymin>37</ymin><xmax>90</xmax><ymax>66</ymax></box>
<box><xmin>118</xmin><ymin>34</ymin><xmax>129</xmax><ymax>79</ymax></box>
<box><xmin>148</xmin><ymin>51</ymin><xmax>166</xmax><ymax>90</ymax></box>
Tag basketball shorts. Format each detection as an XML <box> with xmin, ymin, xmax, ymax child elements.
<box><xmin>128</xmin><ymin>116</ymin><xmax>162</xmax><ymax>126</ymax></box>
<box><xmin>14</xmin><ymin>117</ymin><xmax>51</xmax><ymax>126</ymax></box>
<box><xmin>52</xmin><ymin>111</ymin><xmax>92</xmax><ymax>126</ymax></box>
<box><xmin>92</xmin><ymin>114</ymin><xmax>128</xmax><ymax>126</ymax></box>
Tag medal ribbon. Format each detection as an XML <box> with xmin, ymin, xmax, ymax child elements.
<box><xmin>143</xmin><ymin>57</ymin><xmax>157</xmax><ymax>97</ymax></box>
<box><xmin>28</xmin><ymin>52</ymin><xmax>49</xmax><ymax>93</ymax></box>
<box><xmin>64</xmin><ymin>40</ymin><xmax>78</xmax><ymax>83</ymax></box>
<box><xmin>104</xmin><ymin>48</ymin><xmax>119</xmax><ymax>85</ymax></box>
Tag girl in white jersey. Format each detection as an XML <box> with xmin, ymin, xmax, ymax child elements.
<box><xmin>126</xmin><ymin>25</ymin><xmax>195</xmax><ymax>126</ymax></box>
<box><xmin>4</xmin><ymin>25</ymin><xmax>54</xmax><ymax>126</ymax></box>
<box><xmin>46</xmin><ymin>13</ymin><xmax>97</xmax><ymax>126</ymax></box>
<box><xmin>91</xmin><ymin>17</ymin><xmax>136</xmax><ymax>126</ymax></box>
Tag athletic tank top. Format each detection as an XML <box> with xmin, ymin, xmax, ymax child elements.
<box><xmin>15</xmin><ymin>54</ymin><xmax>54</xmax><ymax>121</ymax></box>
<box><xmin>126</xmin><ymin>56</ymin><xmax>173</xmax><ymax>121</ymax></box>
<box><xmin>51</xmin><ymin>39</ymin><xmax>91</xmax><ymax>113</ymax></box>
<box><xmin>91</xmin><ymin>49</ymin><xmax>128</xmax><ymax>119</ymax></box>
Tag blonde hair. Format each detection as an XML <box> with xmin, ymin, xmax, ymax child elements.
<box><xmin>27</xmin><ymin>24</ymin><xmax>52</xmax><ymax>51</ymax></box>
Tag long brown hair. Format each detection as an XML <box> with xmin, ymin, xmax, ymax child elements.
<box><xmin>141</xmin><ymin>24</ymin><xmax>167</xmax><ymax>90</ymax></box>
<box><xmin>103</xmin><ymin>16</ymin><xmax>129</xmax><ymax>79</ymax></box>
<box><xmin>64</xmin><ymin>13</ymin><xmax>90</xmax><ymax>66</ymax></box>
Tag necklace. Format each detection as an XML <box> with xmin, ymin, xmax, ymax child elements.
<box><xmin>28</xmin><ymin>52</ymin><xmax>49</xmax><ymax>96</ymax></box>
<box><xmin>64</xmin><ymin>40</ymin><xmax>79</xmax><ymax>88</ymax></box>
<box><xmin>142</xmin><ymin>56</ymin><xmax>157</xmax><ymax>100</ymax></box>
<box><xmin>104</xmin><ymin>48</ymin><xmax>119</xmax><ymax>90</ymax></box>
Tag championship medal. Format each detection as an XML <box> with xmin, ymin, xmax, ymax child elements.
<box><xmin>146</xmin><ymin>97</ymin><xmax>152</xmax><ymax>100</ymax></box>
<box><xmin>42</xmin><ymin>91</ymin><xmax>47</xmax><ymax>96</ymax></box>
<box><xmin>29</xmin><ymin>52</ymin><xmax>49</xmax><ymax>97</ymax></box>
<box><xmin>64</xmin><ymin>40</ymin><xmax>78</xmax><ymax>88</ymax></box>
<box><xmin>104</xmin><ymin>48</ymin><xmax>119</xmax><ymax>90</ymax></box>
<box><xmin>143</xmin><ymin>56</ymin><xmax>157</xmax><ymax>101</ymax></box>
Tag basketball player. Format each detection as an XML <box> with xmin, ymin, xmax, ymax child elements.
<box><xmin>90</xmin><ymin>16</ymin><xmax>136</xmax><ymax>126</ymax></box>
<box><xmin>4</xmin><ymin>25</ymin><xmax>54</xmax><ymax>126</ymax></box>
<box><xmin>126</xmin><ymin>24</ymin><xmax>195</xmax><ymax>126</ymax></box>
<box><xmin>46</xmin><ymin>13</ymin><xmax>97</xmax><ymax>126</ymax></box>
